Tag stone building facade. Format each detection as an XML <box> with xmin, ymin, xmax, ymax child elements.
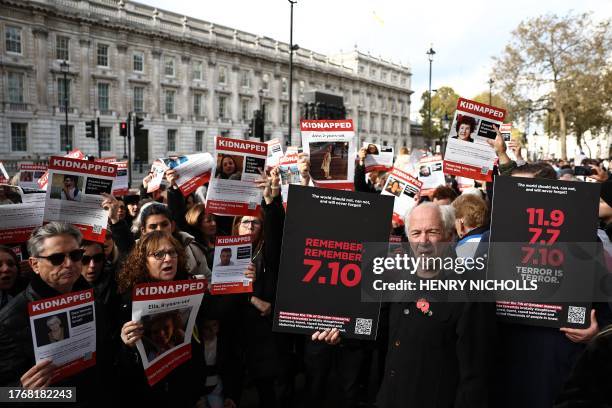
<box><xmin>0</xmin><ymin>0</ymin><xmax>413</xmax><ymax>168</ymax></box>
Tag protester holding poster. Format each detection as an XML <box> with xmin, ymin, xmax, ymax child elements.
<box><xmin>210</xmin><ymin>235</ymin><xmax>253</xmax><ymax>294</ymax></box>
<box><xmin>44</xmin><ymin>157</ymin><xmax>117</xmax><ymax>243</ymax></box>
<box><xmin>0</xmin><ymin>223</ymin><xmax>103</xmax><ymax>404</ymax></box>
<box><xmin>206</xmin><ymin>136</ymin><xmax>268</xmax><ymax>217</ymax></box>
<box><xmin>381</xmin><ymin>168</ymin><xmax>422</xmax><ymax>224</ymax></box>
<box><xmin>115</xmin><ymin>230</ymin><xmax>206</xmax><ymax>406</ymax></box>
<box><xmin>444</xmin><ymin>97</ymin><xmax>506</xmax><ymax>182</ymax></box>
<box><xmin>301</xmin><ymin>120</ymin><xmax>356</xmax><ymax>190</ymax></box>
<box><xmin>150</xmin><ymin>154</ymin><xmax>214</xmax><ymax>197</ymax></box>
<box><xmin>417</xmin><ymin>155</ymin><xmax>446</xmax><ymax>195</ymax></box>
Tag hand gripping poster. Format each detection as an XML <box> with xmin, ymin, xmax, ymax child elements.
<box><xmin>273</xmin><ymin>185</ymin><xmax>394</xmax><ymax>340</ymax></box>
<box><xmin>28</xmin><ymin>289</ymin><xmax>97</xmax><ymax>383</ymax></box>
<box><xmin>206</xmin><ymin>137</ymin><xmax>268</xmax><ymax>217</ymax></box>
<box><xmin>132</xmin><ymin>280</ymin><xmax>205</xmax><ymax>386</ymax></box>
<box><xmin>210</xmin><ymin>235</ymin><xmax>253</xmax><ymax>295</ymax></box>
<box><xmin>443</xmin><ymin>98</ymin><xmax>506</xmax><ymax>182</ymax></box>
<box><xmin>301</xmin><ymin>120</ymin><xmax>355</xmax><ymax>191</ymax></box>
<box><xmin>44</xmin><ymin>157</ymin><xmax>117</xmax><ymax>243</ymax></box>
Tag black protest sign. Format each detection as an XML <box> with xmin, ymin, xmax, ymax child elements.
<box><xmin>273</xmin><ymin>185</ymin><xmax>393</xmax><ymax>340</ymax></box>
<box><xmin>488</xmin><ymin>176</ymin><xmax>600</xmax><ymax>328</ymax></box>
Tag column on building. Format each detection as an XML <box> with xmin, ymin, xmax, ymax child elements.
<box><xmin>180</xmin><ymin>54</ymin><xmax>193</xmax><ymax>152</ymax></box>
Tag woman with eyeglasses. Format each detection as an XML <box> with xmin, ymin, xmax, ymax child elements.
<box><xmin>115</xmin><ymin>230</ymin><xmax>206</xmax><ymax>407</ymax></box>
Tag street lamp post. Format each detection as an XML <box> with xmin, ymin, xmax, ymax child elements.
<box><xmin>426</xmin><ymin>46</ymin><xmax>436</xmax><ymax>151</ymax></box>
<box><xmin>488</xmin><ymin>78</ymin><xmax>494</xmax><ymax>105</ymax></box>
<box><xmin>60</xmin><ymin>60</ymin><xmax>70</xmax><ymax>153</ymax></box>
<box><xmin>288</xmin><ymin>0</ymin><xmax>298</xmax><ymax>146</ymax></box>
<box><xmin>258</xmin><ymin>88</ymin><xmax>265</xmax><ymax>142</ymax></box>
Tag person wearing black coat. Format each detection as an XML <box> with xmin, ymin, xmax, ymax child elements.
<box><xmin>0</xmin><ymin>223</ymin><xmax>108</xmax><ymax>407</ymax></box>
<box><xmin>354</xmin><ymin>147</ymin><xmax>379</xmax><ymax>194</ymax></box>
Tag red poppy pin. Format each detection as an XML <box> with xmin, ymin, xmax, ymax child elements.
<box><xmin>416</xmin><ymin>298</ymin><xmax>433</xmax><ymax>316</ymax></box>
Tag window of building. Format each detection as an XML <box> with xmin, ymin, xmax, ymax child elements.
<box><xmin>193</xmin><ymin>61</ymin><xmax>203</xmax><ymax>80</ymax></box>
<box><xmin>11</xmin><ymin>123</ymin><xmax>27</xmax><ymax>152</ymax></box>
<box><xmin>165</xmin><ymin>90</ymin><xmax>175</xmax><ymax>114</ymax></box>
<box><xmin>59</xmin><ymin>125</ymin><xmax>74</xmax><ymax>151</ymax></box>
<box><xmin>97</xmin><ymin>83</ymin><xmax>109</xmax><ymax>111</ymax></box>
<box><xmin>381</xmin><ymin>71</ymin><xmax>387</xmax><ymax>81</ymax></box>
<box><xmin>167</xmin><ymin>129</ymin><xmax>177</xmax><ymax>151</ymax></box>
<box><xmin>370</xmin><ymin>67</ymin><xmax>377</xmax><ymax>78</ymax></box>
<box><xmin>299</xmin><ymin>80</ymin><xmax>305</xmax><ymax>97</ymax></box>
<box><xmin>262</xmin><ymin>102</ymin><xmax>270</xmax><ymax>121</ymax></box>
<box><xmin>281</xmin><ymin>77</ymin><xmax>288</xmax><ymax>93</ymax></box>
<box><xmin>382</xmin><ymin>116</ymin><xmax>387</xmax><ymax>133</ymax></box>
<box><xmin>391</xmin><ymin>74</ymin><xmax>398</xmax><ymax>83</ymax></box>
<box><xmin>241</xmin><ymin>99</ymin><xmax>250</xmax><ymax>121</ymax></box>
<box><xmin>97</xmin><ymin>44</ymin><xmax>109</xmax><ymax>67</ymax></box>
<box><xmin>56</xmin><ymin>36</ymin><xmax>70</xmax><ymax>61</ymax></box>
<box><xmin>241</xmin><ymin>70</ymin><xmax>251</xmax><ymax>88</ymax></box>
<box><xmin>5</xmin><ymin>26</ymin><xmax>21</xmax><ymax>54</ymax></box>
<box><xmin>193</xmin><ymin>93</ymin><xmax>202</xmax><ymax>116</ymax></box>
<box><xmin>195</xmin><ymin>130</ymin><xmax>204</xmax><ymax>151</ymax></box>
<box><xmin>133</xmin><ymin>52</ymin><xmax>144</xmax><ymax>72</ymax></box>
<box><xmin>57</xmin><ymin>78</ymin><xmax>70</xmax><ymax>109</ymax></box>
<box><xmin>133</xmin><ymin>87</ymin><xmax>144</xmax><ymax>113</ymax></box>
<box><xmin>262</xmin><ymin>73</ymin><xmax>270</xmax><ymax>91</ymax></box>
<box><xmin>358</xmin><ymin>65</ymin><xmax>365</xmax><ymax>74</ymax></box>
<box><xmin>370</xmin><ymin>116</ymin><xmax>377</xmax><ymax>132</ymax></box>
<box><xmin>218</xmin><ymin>66</ymin><xmax>227</xmax><ymax>85</ymax></box>
<box><xmin>99</xmin><ymin>127</ymin><xmax>111</xmax><ymax>151</ymax></box>
<box><xmin>358</xmin><ymin>113</ymin><xmax>365</xmax><ymax>131</ymax></box>
<box><xmin>8</xmin><ymin>72</ymin><xmax>24</xmax><ymax>103</ymax></box>
<box><xmin>165</xmin><ymin>57</ymin><xmax>175</xmax><ymax>77</ymax></box>
<box><xmin>218</xmin><ymin>95</ymin><xmax>227</xmax><ymax>119</ymax></box>
<box><xmin>281</xmin><ymin>104</ymin><xmax>288</xmax><ymax>124</ymax></box>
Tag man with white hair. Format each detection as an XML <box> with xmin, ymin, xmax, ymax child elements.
<box><xmin>315</xmin><ymin>202</ymin><xmax>495</xmax><ymax>408</ymax></box>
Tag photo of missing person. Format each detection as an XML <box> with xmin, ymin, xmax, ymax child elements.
<box><xmin>451</xmin><ymin>115</ymin><xmax>478</xmax><ymax>143</ymax></box>
<box><xmin>49</xmin><ymin>174</ymin><xmax>83</xmax><ymax>201</ymax></box>
<box><xmin>0</xmin><ymin>185</ymin><xmax>22</xmax><ymax>205</ymax></box>
<box><xmin>142</xmin><ymin>308</ymin><xmax>190</xmax><ymax>363</ymax></box>
<box><xmin>366</xmin><ymin>143</ymin><xmax>380</xmax><ymax>155</ymax></box>
<box><xmin>215</xmin><ymin>154</ymin><xmax>243</xmax><ymax>180</ymax></box>
<box><xmin>419</xmin><ymin>165</ymin><xmax>431</xmax><ymax>178</ymax></box>
<box><xmin>34</xmin><ymin>312</ymin><xmax>70</xmax><ymax>347</ymax></box>
<box><xmin>308</xmin><ymin>142</ymin><xmax>349</xmax><ymax>181</ymax></box>
<box><xmin>216</xmin><ymin>247</ymin><xmax>235</xmax><ymax>267</ymax></box>
<box><xmin>385</xmin><ymin>177</ymin><xmax>405</xmax><ymax>198</ymax></box>
<box><xmin>20</xmin><ymin>172</ymin><xmax>33</xmax><ymax>182</ymax></box>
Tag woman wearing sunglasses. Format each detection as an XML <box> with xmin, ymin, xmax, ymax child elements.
<box><xmin>80</xmin><ymin>240</ymin><xmax>117</xmax><ymax>308</ymax></box>
<box><xmin>115</xmin><ymin>230</ymin><xmax>206</xmax><ymax>407</ymax></box>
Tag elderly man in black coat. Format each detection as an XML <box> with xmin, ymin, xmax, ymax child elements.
<box><xmin>315</xmin><ymin>202</ymin><xmax>495</xmax><ymax>408</ymax></box>
<box><xmin>0</xmin><ymin>222</ymin><xmax>105</xmax><ymax>406</ymax></box>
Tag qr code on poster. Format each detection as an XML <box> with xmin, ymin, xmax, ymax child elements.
<box><xmin>92</xmin><ymin>225</ymin><xmax>102</xmax><ymax>234</ymax></box>
<box><xmin>248</xmin><ymin>202</ymin><xmax>257</xmax><ymax>210</ymax></box>
<box><xmin>355</xmin><ymin>318</ymin><xmax>372</xmax><ymax>335</ymax></box>
<box><xmin>567</xmin><ymin>306</ymin><xmax>586</xmax><ymax>325</ymax></box>
<box><xmin>480</xmin><ymin>166</ymin><xmax>489</xmax><ymax>175</ymax></box>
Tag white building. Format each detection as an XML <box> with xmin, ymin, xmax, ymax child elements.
<box><xmin>0</xmin><ymin>0</ymin><xmax>413</xmax><ymax>172</ymax></box>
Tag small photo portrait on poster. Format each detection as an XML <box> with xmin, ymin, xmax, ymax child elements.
<box><xmin>142</xmin><ymin>307</ymin><xmax>191</xmax><ymax>363</ymax></box>
<box><xmin>450</xmin><ymin>115</ymin><xmax>479</xmax><ymax>143</ymax></box>
<box><xmin>49</xmin><ymin>174</ymin><xmax>83</xmax><ymax>202</ymax></box>
<box><xmin>308</xmin><ymin>142</ymin><xmax>349</xmax><ymax>181</ymax></box>
<box><xmin>34</xmin><ymin>312</ymin><xmax>70</xmax><ymax>347</ymax></box>
<box><xmin>385</xmin><ymin>177</ymin><xmax>405</xmax><ymax>198</ymax></box>
<box><xmin>0</xmin><ymin>185</ymin><xmax>22</xmax><ymax>204</ymax></box>
<box><xmin>216</xmin><ymin>247</ymin><xmax>235</xmax><ymax>267</ymax></box>
<box><xmin>20</xmin><ymin>172</ymin><xmax>33</xmax><ymax>182</ymax></box>
<box><xmin>366</xmin><ymin>143</ymin><xmax>380</xmax><ymax>155</ymax></box>
<box><xmin>215</xmin><ymin>154</ymin><xmax>243</xmax><ymax>180</ymax></box>
<box><xmin>419</xmin><ymin>165</ymin><xmax>431</xmax><ymax>178</ymax></box>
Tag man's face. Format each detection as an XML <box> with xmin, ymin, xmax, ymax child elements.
<box><xmin>63</xmin><ymin>178</ymin><xmax>75</xmax><ymax>189</ymax></box>
<box><xmin>81</xmin><ymin>244</ymin><xmax>104</xmax><ymax>283</ymax></box>
<box><xmin>30</xmin><ymin>235</ymin><xmax>81</xmax><ymax>294</ymax></box>
<box><xmin>127</xmin><ymin>203</ymin><xmax>139</xmax><ymax>217</ymax></box>
<box><xmin>220</xmin><ymin>250</ymin><xmax>232</xmax><ymax>266</ymax></box>
<box><xmin>406</xmin><ymin>205</ymin><xmax>449</xmax><ymax>278</ymax></box>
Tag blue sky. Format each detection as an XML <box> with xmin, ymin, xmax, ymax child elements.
<box><xmin>141</xmin><ymin>0</ymin><xmax>610</xmax><ymax>121</ymax></box>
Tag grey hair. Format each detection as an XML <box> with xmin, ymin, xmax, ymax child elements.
<box><xmin>27</xmin><ymin>222</ymin><xmax>82</xmax><ymax>257</ymax></box>
<box><xmin>46</xmin><ymin>315</ymin><xmax>62</xmax><ymax>327</ymax></box>
<box><xmin>403</xmin><ymin>202</ymin><xmax>456</xmax><ymax>237</ymax></box>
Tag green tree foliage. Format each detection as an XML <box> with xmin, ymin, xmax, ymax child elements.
<box><xmin>492</xmin><ymin>12</ymin><xmax>611</xmax><ymax>159</ymax></box>
<box><xmin>419</xmin><ymin>86</ymin><xmax>460</xmax><ymax>142</ymax></box>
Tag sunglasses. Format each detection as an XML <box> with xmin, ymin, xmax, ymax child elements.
<box><xmin>82</xmin><ymin>253</ymin><xmax>105</xmax><ymax>264</ymax></box>
<box><xmin>149</xmin><ymin>250</ymin><xmax>178</xmax><ymax>260</ymax></box>
<box><xmin>37</xmin><ymin>249</ymin><xmax>85</xmax><ymax>266</ymax></box>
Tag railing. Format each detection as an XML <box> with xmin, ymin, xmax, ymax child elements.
<box><xmin>7</xmin><ymin>102</ymin><xmax>30</xmax><ymax>111</ymax></box>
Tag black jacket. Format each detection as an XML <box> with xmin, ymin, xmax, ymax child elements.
<box><xmin>354</xmin><ymin>163</ymin><xmax>378</xmax><ymax>194</ymax></box>
<box><xmin>0</xmin><ymin>275</ymin><xmax>103</xmax><ymax>406</ymax></box>
<box><xmin>377</xmin><ymin>301</ymin><xmax>495</xmax><ymax>408</ymax></box>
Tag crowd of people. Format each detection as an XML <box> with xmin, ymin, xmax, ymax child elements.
<box><xmin>0</xmin><ymin>128</ymin><xmax>610</xmax><ymax>408</ymax></box>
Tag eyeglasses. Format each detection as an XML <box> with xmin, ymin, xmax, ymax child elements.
<box><xmin>149</xmin><ymin>250</ymin><xmax>178</xmax><ymax>260</ymax></box>
<box><xmin>240</xmin><ymin>219</ymin><xmax>261</xmax><ymax>226</ymax></box>
<box><xmin>82</xmin><ymin>253</ymin><xmax>105</xmax><ymax>265</ymax></box>
<box><xmin>37</xmin><ymin>249</ymin><xmax>85</xmax><ymax>266</ymax></box>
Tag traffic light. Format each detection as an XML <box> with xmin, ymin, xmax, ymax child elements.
<box><xmin>85</xmin><ymin>120</ymin><xmax>96</xmax><ymax>139</ymax></box>
<box><xmin>134</xmin><ymin>115</ymin><xmax>144</xmax><ymax>136</ymax></box>
<box><xmin>119</xmin><ymin>122</ymin><xmax>127</xmax><ymax>137</ymax></box>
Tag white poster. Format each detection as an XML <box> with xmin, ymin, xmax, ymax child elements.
<box><xmin>211</xmin><ymin>235</ymin><xmax>253</xmax><ymax>295</ymax></box>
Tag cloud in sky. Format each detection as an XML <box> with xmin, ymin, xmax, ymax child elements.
<box><xmin>140</xmin><ymin>0</ymin><xmax>610</xmax><ymax>120</ymax></box>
